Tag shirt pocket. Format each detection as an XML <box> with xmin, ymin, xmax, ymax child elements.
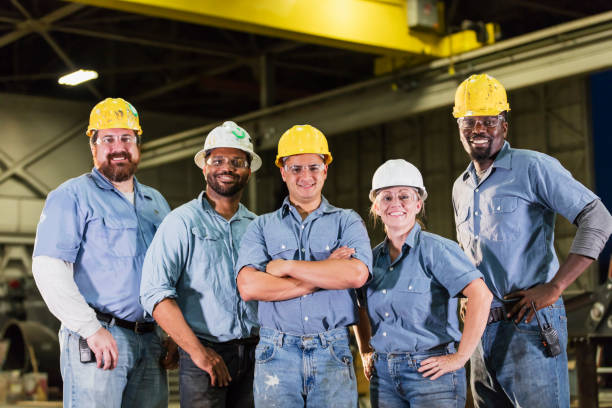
<box><xmin>191</xmin><ymin>227</ymin><xmax>226</xmax><ymax>266</ymax></box>
<box><xmin>396</xmin><ymin>277</ymin><xmax>443</xmax><ymax>330</ymax></box>
<box><xmin>100</xmin><ymin>217</ymin><xmax>139</xmax><ymax>257</ymax></box>
<box><xmin>309</xmin><ymin>239</ymin><xmax>339</xmax><ymax>261</ymax></box>
<box><xmin>484</xmin><ymin>196</ymin><xmax>520</xmax><ymax>241</ymax></box>
<box><xmin>266</xmin><ymin>234</ymin><xmax>298</xmax><ymax>260</ymax></box>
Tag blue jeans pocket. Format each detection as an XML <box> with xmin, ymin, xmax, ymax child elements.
<box><xmin>254</xmin><ymin>342</ymin><xmax>276</xmax><ymax>364</ymax></box>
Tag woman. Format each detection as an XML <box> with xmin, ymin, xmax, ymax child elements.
<box><xmin>354</xmin><ymin>159</ymin><xmax>492</xmax><ymax>408</ymax></box>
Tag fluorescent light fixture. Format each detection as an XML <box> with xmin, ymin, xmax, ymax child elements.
<box><xmin>58</xmin><ymin>69</ymin><xmax>98</xmax><ymax>86</ymax></box>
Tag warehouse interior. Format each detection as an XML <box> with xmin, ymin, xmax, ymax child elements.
<box><xmin>1</xmin><ymin>0</ymin><xmax>612</xmax><ymax>406</ymax></box>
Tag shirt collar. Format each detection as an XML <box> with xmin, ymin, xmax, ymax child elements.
<box><xmin>91</xmin><ymin>167</ymin><xmax>148</xmax><ymax>199</ymax></box>
<box><xmin>381</xmin><ymin>222</ymin><xmax>422</xmax><ymax>255</ymax></box>
<box><xmin>461</xmin><ymin>141</ymin><xmax>512</xmax><ymax>182</ymax></box>
<box><xmin>280</xmin><ymin>195</ymin><xmax>340</xmax><ymax>218</ymax></box>
<box><xmin>199</xmin><ymin>191</ymin><xmax>255</xmax><ymax>221</ymax></box>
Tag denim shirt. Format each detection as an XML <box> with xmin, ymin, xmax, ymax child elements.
<box><xmin>452</xmin><ymin>142</ymin><xmax>597</xmax><ymax>305</ymax></box>
<box><xmin>236</xmin><ymin>196</ymin><xmax>373</xmax><ymax>335</ymax></box>
<box><xmin>140</xmin><ymin>192</ymin><xmax>258</xmax><ymax>342</ymax></box>
<box><xmin>33</xmin><ymin>168</ymin><xmax>170</xmax><ymax>322</ymax></box>
<box><xmin>361</xmin><ymin>223</ymin><xmax>482</xmax><ymax>353</ymax></box>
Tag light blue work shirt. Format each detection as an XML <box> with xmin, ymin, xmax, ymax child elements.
<box><xmin>361</xmin><ymin>223</ymin><xmax>482</xmax><ymax>353</ymax></box>
<box><xmin>452</xmin><ymin>142</ymin><xmax>597</xmax><ymax>305</ymax></box>
<box><xmin>140</xmin><ymin>192</ymin><xmax>258</xmax><ymax>342</ymax></box>
<box><xmin>235</xmin><ymin>196</ymin><xmax>373</xmax><ymax>335</ymax></box>
<box><xmin>33</xmin><ymin>168</ymin><xmax>170</xmax><ymax>322</ymax></box>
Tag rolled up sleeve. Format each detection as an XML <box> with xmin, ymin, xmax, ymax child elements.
<box><xmin>140</xmin><ymin>213</ymin><xmax>188</xmax><ymax>315</ymax></box>
<box><xmin>340</xmin><ymin>210</ymin><xmax>373</xmax><ymax>276</ymax></box>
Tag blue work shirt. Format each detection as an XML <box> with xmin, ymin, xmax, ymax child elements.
<box><xmin>235</xmin><ymin>196</ymin><xmax>373</xmax><ymax>335</ymax></box>
<box><xmin>140</xmin><ymin>192</ymin><xmax>258</xmax><ymax>342</ymax></box>
<box><xmin>361</xmin><ymin>223</ymin><xmax>482</xmax><ymax>353</ymax></box>
<box><xmin>33</xmin><ymin>168</ymin><xmax>170</xmax><ymax>322</ymax></box>
<box><xmin>452</xmin><ymin>142</ymin><xmax>597</xmax><ymax>305</ymax></box>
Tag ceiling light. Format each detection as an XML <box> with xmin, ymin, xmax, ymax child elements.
<box><xmin>58</xmin><ymin>69</ymin><xmax>98</xmax><ymax>86</ymax></box>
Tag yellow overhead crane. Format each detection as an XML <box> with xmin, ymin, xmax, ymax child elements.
<box><xmin>68</xmin><ymin>0</ymin><xmax>496</xmax><ymax>75</ymax></box>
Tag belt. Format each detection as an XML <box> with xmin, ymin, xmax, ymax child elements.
<box><xmin>95</xmin><ymin>310</ymin><xmax>156</xmax><ymax>334</ymax></box>
<box><xmin>487</xmin><ymin>307</ymin><xmax>508</xmax><ymax>324</ymax></box>
<box><xmin>202</xmin><ymin>337</ymin><xmax>259</xmax><ymax>347</ymax></box>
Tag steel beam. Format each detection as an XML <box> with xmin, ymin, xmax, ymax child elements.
<box><xmin>68</xmin><ymin>0</ymin><xmax>487</xmax><ymax>57</ymax></box>
<box><xmin>138</xmin><ymin>16</ymin><xmax>612</xmax><ymax>169</ymax></box>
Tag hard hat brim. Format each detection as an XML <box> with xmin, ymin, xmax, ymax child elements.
<box><xmin>194</xmin><ymin>148</ymin><xmax>262</xmax><ymax>172</ymax></box>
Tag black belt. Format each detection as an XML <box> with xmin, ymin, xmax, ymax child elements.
<box><xmin>95</xmin><ymin>310</ymin><xmax>156</xmax><ymax>334</ymax></box>
<box><xmin>202</xmin><ymin>337</ymin><xmax>259</xmax><ymax>347</ymax></box>
<box><xmin>487</xmin><ymin>307</ymin><xmax>508</xmax><ymax>324</ymax></box>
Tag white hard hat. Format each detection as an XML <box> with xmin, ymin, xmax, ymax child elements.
<box><xmin>194</xmin><ymin>121</ymin><xmax>262</xmax><ymax>172</ymax></box>
<box><xmin>369</xmin><ymin>159</ymin><xmax>427</xmax><ymax>202</ymax></box>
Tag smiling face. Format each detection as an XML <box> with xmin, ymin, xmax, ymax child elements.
<box><xmin>280</xmin><ymin>153</ymin><xmax>327</xmax><ymax>206</ymax></box>
<box><xmin>458</xmin><ymin>115</ymin><xmax>508</xmax><ymax>168</ymax></box>
<box><xmin>91</xmin><ymin>128</ymin><xmax>140</xmax><ymax>182</ymax></box>
<box><xmin>204</xmin><ymin>147</ymin><xmax>251</xmax><ymax>197</ymax></box>
<box><xmin>373</xmin><ymin>186</ymin><xmax>422</xmax><ymax>232</ymax></box>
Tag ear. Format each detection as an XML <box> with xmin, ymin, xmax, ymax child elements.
<box><xmin>280</xmin><ymin>166</ymin><xmax>287</xmax><ymax>183</ymax></box>
<box><xmin>501</xmin><ymin>120</ymin><xmax>509</xmax><ymax>139</ymax></box>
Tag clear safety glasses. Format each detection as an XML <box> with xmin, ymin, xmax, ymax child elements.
<box><xmin>284</xmin><ymin>163</ymin><xmax>325</xmax><ymax>175</ymax></box>
<box><xmin>205</xmin><ymin>156</ymin><xmax>250</xmax><ymax>169</ymax></box>
<box><xmin>457</xmin><ymin>115</ymin><xmax>504</xmax><ymax>130</ymax></box>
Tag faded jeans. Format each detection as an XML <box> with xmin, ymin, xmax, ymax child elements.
<box><xmin>471</xmin><ymin>297</ymin><xmax>569</xmax><ymax>408</ymax></box>
<box><xmin>370</xmin><ymin>343</ymin><xmax>466</xmax><ymax>408</ymax></box>
<box><xmin>254</xmin><ymin>327</ymin><xmax>357</xmax><ymax>408</ymax></box>
<box><xmin>178</xmin><ymin>338</ymin><xmax>256</xmax><ymax>408</ymax></box>
<box><xmin>59</xmin><ymin>321</ymin><xmax>167</xmax><ymax>408</ymax></box>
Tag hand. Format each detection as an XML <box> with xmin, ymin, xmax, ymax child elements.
<box><xmin>505</xmin><ymin>282</ymin><xmax>562</xmax><ymax>323</ymax></box>
<box><xmin>328</xmin><ymin>246</ymin><xmax>355</xmax><ymax>260</ymax></box>
<box><xmin>360</xmin><ymin>351</ymin><xmax>375</xmax><ymax>381</ymax></box>
<box><xmin>87</xmin><ymin>327</ymin><xmax>119</xmax><ymax>370</ymax></box>
<box><xmin>191</xmin><ymin>346</ymin><xmax>232</xmax><ymax>387</ymax></box>
<box><xmin>418</xmin><ymin>353</ymin><xmax>469</xmax><ymax>380</ymax></box>
<box><xmin>266</xmin><ymin>259</ymin><xmax>290</xmax><ymax>278</ymax></box>
<box><xmin>160</xmin><ymin>336</ymin><xmax>179</xmax><ymax>370</ymax></box>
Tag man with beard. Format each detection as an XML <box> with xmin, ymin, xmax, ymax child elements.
<box><xmin>451</xmin><ymin>74</ymin><xmax>612</xmax><ymax>407</ymax></box>
<box><xmin>140</xmin><ymin>121</ymin><xmax>262</xmax><ymax>408</ymax></box>
<box><xmin>32</xmin><ymin>98</ymin><xmax>170</xmax><ymax>408</ymax></box>
<box><xmin>236</xmin><ymin>125</ymin><xmax>372</xmax><ymax>408</ymax></box>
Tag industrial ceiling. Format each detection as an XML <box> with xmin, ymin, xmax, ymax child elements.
<box><xmin>2</xmin><ymin>0</ymin><xmax>612</xmax><ymax>126</ymax></box>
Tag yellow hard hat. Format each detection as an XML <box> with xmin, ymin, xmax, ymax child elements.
<box><xmin>86</xmin><ymin>97</ymin><xmax>142</xmax><ymax>137</ymax></box>
<box><xmin>275</xmin><ymin>125</ymin><xmax>333</xmax><ymax>168</ymax></box>
<box><xmin>452</xmin><ymin>74</ymin><xmax>511</xmax><ymax>118</ymax></box>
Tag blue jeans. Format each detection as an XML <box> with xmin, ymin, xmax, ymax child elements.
<box><xmin>178</xmin><ymin>338</ymin><xmax>256</xmax><ymax>408</ymax></box>
<box><xmin>470</xmin><ymin>297</ymin><xmax>569</xmax><ymax>408</ymax></box>
<box><xmin>370</xmin><ymin>343</ymin><xmax>466</xmax><ymax>408</ymax></box>
<box><xmin>254</xmin><ymin>327</ymin><xmax>357</xmax><ymax>408</ymax></box>
<box><xmin>59</xmin><ymin>321</ymin><xmax>168</xmax><ymax>408</ymax></box>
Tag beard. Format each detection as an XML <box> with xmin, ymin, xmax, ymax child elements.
<box><xmin>466</xmin><ymin>133</ymin><xmax>494</xmax><ymax>162</ymax></box>
<box><xmin>206</xmin><ymin>169</ymin><xmax>249</xmax><ymax>197</ymax></box>
<box><xmin>98</xmin><ymin>151</ymin><xmax>139</xmax><ymax>182</ymax></box>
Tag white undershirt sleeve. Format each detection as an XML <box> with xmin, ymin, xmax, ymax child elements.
<box><xmin>32</xmin><ymin>255</ymin><xmax>101</xmax><ymax>338</ymax></box>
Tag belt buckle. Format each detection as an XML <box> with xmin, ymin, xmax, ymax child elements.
<box><xmin>134</xmin><ymin>321</ymin><xmax>142</xmax><ymax>334</ymax></box>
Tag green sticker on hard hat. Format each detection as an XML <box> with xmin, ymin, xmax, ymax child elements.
<box><xmin>232</xmin><ymin>128</ymin><xmax>246</xmax><ymax>139</ymax></box>
<box><xmin>127</xmin><ymin>103</ymin><xmax>138</xmax><ymax>117</ymax></box>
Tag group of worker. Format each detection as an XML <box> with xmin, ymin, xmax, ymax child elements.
<box><xmin>31</xmin><ymin>73</ymin><xmax>612</xmax><ymax>408</ymax></box>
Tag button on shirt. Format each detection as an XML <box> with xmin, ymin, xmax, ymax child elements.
<box><xmin>361</xmin><ymin>223</ymin><xmax>482</xmax><ymax>353</ymax></box>
<box><xmin>235</xmin><ymin>196</ymin><xmax>373</xmax><ymax>335</ymax></box>
<box><xmin>452</xmin><ymin>142</ymin><xmax>597</xmax><ymax>303</ymax></box>
<box><xmin>33</xmin><ymin>168</ymin><xmax>170</xmax><ymax>322</ymax></box>
<box><xmin>140</xmin><ymin>192</ymin><xmax>258</xmax><ymax>343</ymax></box>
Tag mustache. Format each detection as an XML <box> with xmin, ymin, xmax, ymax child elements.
<box><xmin>467</xmin><ymin>133</ymin><xmax>491</xmax><ymax>142</ymax></box>
<box><xmin>107</xmin><ymin>151</ymin><xmax>133</xmax><ymax>162</ymax></box>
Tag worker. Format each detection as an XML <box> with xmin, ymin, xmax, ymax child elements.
<box><xmin>32</xmin><ymin>98</ymin><xmax>170</xmax><ymax>408</ymax></box>
<box><xmin>354</xmin><ymin>159</ymin><xmax>492</xmax><ymax>407</ymax></box>
<box><xmin>236</xmin><ymin>124</ymin><xmax>373</xmax><ymax>407</ymax></box>
<box><xmin>452</xmin><ymin>73</ymin><xmax>612</xmax><ymax>407</ymax></box>
<box><xmin>140</xmin><ymin>121</ymin><xmax>261</xmax><ymax>408</ymax></box>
